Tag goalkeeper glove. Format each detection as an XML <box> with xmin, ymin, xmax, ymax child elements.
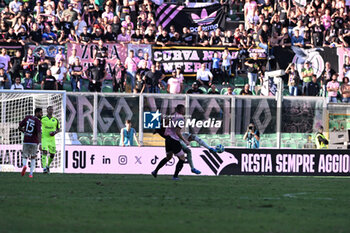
<box><xmin>209</xmin><ymin>147</ymin><xmax>217</xmax><ymax>153</ymax></box>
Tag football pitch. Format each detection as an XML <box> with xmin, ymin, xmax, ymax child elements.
<box><xmin>1</xmin><ymin>173</ymin><xmax>349</xmax><ymax>233</ymax></box>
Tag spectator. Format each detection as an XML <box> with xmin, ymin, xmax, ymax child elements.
<box><xmin>145</xmin><ymin>64</ymin><xmax>163</xmax><ymax>93</ymax></box>
<box><xmin>112</xmin><ymin>59</ymin><xmax>126</xmax><ymax>93</ymax></box>
<box><xmin>120</xmin><ymin>119</ymin><xmax>141</xmax><ymax>147</ymax></box>
<box><xmin>340</xmin><ymin>77</ymin><xmax>350</xmax><ymax>103</ymax></box>
<box><xmin>225</xmin><ymin>86</ymin><xmax>235</xmax><ymax>95</ymax></box>
<box><xmin>280</xmin><ymin>27</ymin><xmax>291</xmax><ymax>47</ymax></box>
<box><xmin>42</xmin><ymin>26</ymin><xmax>57</xmax><ymax>44</ymax></box>
<box><xmin>134</xmin><ymin>73</ymin><xmax>145</xmax><ymax>93</ymax></box>
<box><xmin>207</xmin><ymin>84</ymin><xmax>219</xmax><ymax>94</ymax></box>
<box><xmin>9</xmin><ymin>50</ymin><xmax>22</xmax><ymax>84</ymax></box>
<box><xmin>23</xmin><ymin>70</ymin><xmax>34</xmax><ymax>89</ymax></box>
<box><xmin>4</xmin><ymin>27</ymin><xmax>17</xmax><ymax>43</ymax></box>
<box><xmin>310</xmin><ymin>17</ymin><xmax>325</xmax><ymax>47</ymax></box>
<box><xmin>55</xmin><ymin>48</ymin><xmax>65</xmax><ymax>64</ymax></box>
<box><xmin>301</xmin><ymin>61</ymin><xmax>313</xmax><ymax>95</ymax></box>
<box><xmin>326</xmin><ymin>74</ymin><xmax>339</xmax><ymax>103</ymax></box>
<box><xmin>0</xmin><ymin>48</ymin><xmax>12</xmax><ymax>88</ymax></box>
<box><xmin>41</xmin><ymin>70</ymin><xmax>58</xmax><ymax>90</ymax></box>
<box><xmin>240</xmin><ymin>83</ymin><xmax>253</xmax><ymax>95</ymax></box>
<box><xmin>79</xmin><ymin>26</ymin><xmax>91</xmax><ymax>44</ymax></box>
<box><xmin>124</xmin><ymin>50</ymin><xmax>140</xmax><ymax>92</ymax></box>
<box><xmin>36</xmin><ymin>49</ymin><xmax>50</xmax><ymax>83</ymax></box>
<box><xmin>223</xmin><ymin>30</ymin><xmax>236</xmax><ymax>47</ymax></box>
<box><xmin>307</xmin><ymin>75</ymin><xmax>320</xmax><ymax>96</ymax></box>
<box><xmin>187</xmin><ymin>82</ymin><xmax>204</xmax><ymax>94</ymax></box>
<box><xmin>0</xmin><ymin>68</ymin><xmax>9</xmax><ymax>89</ymax></box>
<box><xmin>10</xmin><ymin>76</ymin><xmax>24</xmax><ymax>90</ymax></box>
<box><xmin>285</xmin><ymin>63</ymin><xmax>299</xmax><ymax>96</ymax></box>
<box><xmin>73</xmin><ymin>14</ymin><xmax>87</xmax><ymax>37</ymax></box>
<box><xmin>121</xmin><ymin>14</ymin><xmax>134</xmax><ymax>29</ymax></box>
<box><xmin>315</xmin><ymin>126</ymin><xmax>329</xmax><ymax>149</ymax></box>
<box><xmin>117</xmin><ymin>26</ymin><xmax>131</xmax><ymax>45</ymax></box>
<box><xmin>91</xmin><ymin>28</ymin><xmax>104</xmax><ymax>44</ymax></box>
<box><xmin>144</xmin><ymin>28</ymin><xmax>156</xmax><ymax>44</ymax></box>
<box><xmin>86</xmin><ymin>59</ymin><xmax>105</xmax><ymax>92</ymax></box>
<box><xmin>197</xmin><ymin>30</ymin><xmax>209</xmax><ymax>46</ymax></box>
<box><xmin>196</xmin><ymin>63</ymin><xmax>213</xmax><ymax>87</ymax></box>
<box><xmin>169</xmin><ymin>32</ymin><xmax>183</xmax><ymax>45</ymax></box>
<box><xmin>102</xmin><ymin>5</ymin><xmax>114</xmax><ymax>24</ymax></box>
<box><xmin>29</xmin><ymin>23</ymin><xmax>42</xmax><ymax>45</ymax></box>
<box><xmin>51</xmin><ymin>60</ymin><xmax>67</xmax><ymax>90</ymax></box>
<box><xmin>212</xmin><ymin>52</ymin><xmax>221</xmax><ymax>84</ymax></box>
<box><xmin>210</xmin><ymin>28</ymin><xmax>223</xmax><ymax>46</ymax></box>
<box><xmin>62</xmin><ymin>4</ymin><xmax>77</xmax><ymax>23</ymax></box>
<box><xmin>9</xmin><ymin>0</ymin><xmax>21</xmax><ymax>15</ymax></box>
<box><xmin>258</xmin><ymin>24</ymin><xmax>270</xmax><ymax>54</ymax></box>
<box><xmin>131</xmin><ymin>28</ymin><xmax>144</xmax><ymax>44</ymax></box>
<box><xmin>291</xmin><ymin>29</ymin><xmax>304</xmax><ymax>47</ymax></box>
<box><xmin>156</xmin><ymin>29</ymin><xmax>171</xmax><ymax>47</ymax></box>
<box><xmin>138</xmin><ymin>53</ymin><xmax>152</xmax><ymax>70</ymax></box>
<box><xmin>70</xmin><ymin>58</ymin><xmax>83</xmax><ymax>92</ymax></box>
<box><xmin>243</xmin><ymin>123</ymin><xmax>260</xmax><ymax>149</ymax></box>
<box><xmin>245</xmin><ymin>53</ymin><xmax>261</xmax><ymax>92</ymax></box>
<box><xmin>182</xmin><ymin>27</ymin><xmax>195</xmax><ymax>46</ymax></box>
<box><xmin>343</xmin><ymin>56</ymin><xmax>350</xmax><ymax>78</ymax></box>
<box><xmin>221</xmin><ymin>48</ymin><xmax>232</xmax><ymax>86</ymax></box>
<box><xmin>321</xmin><ymin>61</ymin><xmax>336</xmax><ymax>96</ymax></box>
<box><xmin>244</xmin><ymin>0</ymin><xmax>258</xmax><ymax>28</ymax></box>
<box><xmin>167</xmin><ymin>70</ymin><xmax>183</xmax><ymax>94</ymax></box>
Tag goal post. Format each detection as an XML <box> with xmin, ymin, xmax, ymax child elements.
<box><xmin>0</xmin><ymin>90</ymin><xmax>66</xmax><ymax>173</ymax></box>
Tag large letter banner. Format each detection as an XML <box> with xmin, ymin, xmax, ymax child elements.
<box><xmin>66</xmin><ymin>43</ymin><xmax>127</xmax><ymax>79</ymax></box>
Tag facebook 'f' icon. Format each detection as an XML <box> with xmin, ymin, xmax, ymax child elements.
<box><xmin>144</xmin><ymin>110</ymin><xmax>161</xmax><ymax>129</ymax></box>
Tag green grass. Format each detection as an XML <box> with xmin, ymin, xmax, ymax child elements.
<box><xmin>1</xmin><ymin>174</ymin><xmax>350</xmax><ymax>233</ymax></box>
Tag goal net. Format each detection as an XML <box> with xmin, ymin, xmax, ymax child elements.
<box><xmin>0</xmin><ymin>90</ymin><xmax>66</xmax><ymax>173</ymax></box>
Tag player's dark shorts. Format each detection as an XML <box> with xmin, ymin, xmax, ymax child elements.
<box><xmin>165</xmin><ymin>136</ymin><xmax>183</xmax><ymax>155</ymax></box>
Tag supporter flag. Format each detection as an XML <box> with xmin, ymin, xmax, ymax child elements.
<box><xmin>155</xmin><ymin>3</ymin><xmax>226</xmax><ymax>33</ymax></box>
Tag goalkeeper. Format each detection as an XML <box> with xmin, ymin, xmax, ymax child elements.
<box><xmin>154</xmin><ymin>127</ymin><xmax>216</xmax><ymax>174</ymax></box>
<box><xmin>41</xmin><ymin>106</ymin><xmax>60</xmax><ymax>173</ymax></box>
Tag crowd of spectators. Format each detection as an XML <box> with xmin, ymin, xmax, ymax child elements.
<box><xmin>0</xmin><ymin>0</ymin><xmax>349</xmax><ymax>102</ymax></box>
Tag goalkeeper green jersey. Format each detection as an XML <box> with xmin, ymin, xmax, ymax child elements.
<box><xmin>41</xmin><ymin>116</ymin><xmax>60</xmax><ymax>138</ymax></box>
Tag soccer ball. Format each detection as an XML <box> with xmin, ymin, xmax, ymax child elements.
<box><xmin>215</xmin><ymin>144</ymin><xmax>225</xmax><ymax>153</ymax></box>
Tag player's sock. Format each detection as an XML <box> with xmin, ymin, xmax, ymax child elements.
<box><xmin>154</xmin><ymin>158</ymin><xmax>169</xmax><ymax>173</ymax></box>
<box><xmin>186</xmin><ymin>151</ymin><xmax>194</xmax><ymax>169</ymax></box>
<box><xmin>22</xmin><ymin>158</ymin><xmax>27</xmax><ymax>168</ymax></box>
<box><xmin>41</xmin><ymin>154</ymin><xmax>47</xmax><ymax>168</ymax></box>
<box><xmin>30</xmin><ymin>158</ymin><xmax>36</xmax><ymax>175</ymax></box>
<box><xmin>47</xmin><ymin>155</ymin><xmax>54</xmax><ymax>167</ymax></box>
<box><xmin>173</xmin><ymin>159</ymin><xmax>184</xmax><ymax>178</ymax></box>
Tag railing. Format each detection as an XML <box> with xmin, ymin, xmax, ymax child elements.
<box><xmin>64</xmin><ymin>92</ymin><xmax>341</xmax><ymax>149</ymax></box>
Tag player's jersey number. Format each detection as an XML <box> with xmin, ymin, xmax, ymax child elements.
<box><xmin>26</xmin><ymin>121</ymin><xmax>35</xmax><ymax>133</ymax></box>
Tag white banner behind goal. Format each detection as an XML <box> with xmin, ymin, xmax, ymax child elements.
<box><xmin>0</xmin><ymin>90</ymin><xmax>66</xmax><ymax>173</ymax></box>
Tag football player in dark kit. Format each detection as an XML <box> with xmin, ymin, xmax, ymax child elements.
<box><xmin>152</xmin><ymin>104</ymin><xmax>190</xmax><ymax>180</ymax></box>
<box><xmin>19</xmin><ymin>108</ymin><xmax>43</xmax><ymax>178</ymax></box>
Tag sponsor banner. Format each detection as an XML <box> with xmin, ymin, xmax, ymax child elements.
<box><xmin>152</xmin><ymin>46</ymin><xmax>265</xmax><ymax>75</ymax></box>
<box><xmin>1</xmin><ymin>146</ymin><xmax>349</xmax><ymax>176</ymax></box>
<box><xmin>155</xmin><ymin>3</ymin><xmax>226</xmax><ymax>33</ymax></box>
<box><xmin>66</xmin><ymin>43</ymin><xmax>127</xmax><ymax>79</ymax></box>
<box><xmin>27</xmin><ymin>44</ymin><xmax>65</xmax><ymax>60</ymax></box>
<box><xmin>0</xmin><ymin>145</ymin><xmax>61</xmax><ymax>173</ymax></box>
